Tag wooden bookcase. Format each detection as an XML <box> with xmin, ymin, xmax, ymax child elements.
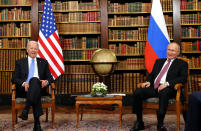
<box><xmin>0</xmin><ymin>0</ymin><xmax>200</xmax><ymax>95</ymax></box>
<box><xmin>0</xmin><ymin>0</ymin><xmax>31</xmax><ymax>94</ymax></box>
<box><xmin>180</xmin><ymin>0</ymin><xmax>201</xmax><ymax>93</ymax></box>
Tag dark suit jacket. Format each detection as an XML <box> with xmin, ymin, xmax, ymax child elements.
<box><xmin>146</xmin><ymin>58</ymin><xmax>188</xmax><ymax>89</ymax></box>
<box><xmin>12</xmin><ymin>57</ymin><xmax>54</xmax><ymax>97</ymax></box>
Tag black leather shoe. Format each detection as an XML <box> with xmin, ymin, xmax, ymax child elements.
<box><xmin>130</xmin><ymin>121</ymin><xmax>145</xmax><ymax>131</ymax></box>
<box><xmin>157</xmin><ymin>126</ymin><xmax>167</xmax><ymax>131</ymax></box>
<box><xmin>33</xmin><ymin>125</ymin><xmax>42</xmax><ymax>131</ymax></box>
<box><xmin>18</xmin><ymin>110</ymin><xmax>28</xmax><ymax>120</ymax></box>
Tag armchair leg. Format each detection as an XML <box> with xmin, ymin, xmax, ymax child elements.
<box><xmin>12</xmin><ymin>107</ymin><xmax>15</xmax><ymax>129</ymax></box>
<box><xmin>45</xmin><ymin>108</ymin><xmax>48</xmax><ymax>122</ymax></box>
<box><xmin>176</xmin><ymin>104</ymin><xmax>181</xmax><ymax>131</ymax></box>
<box><xmin>52</xmin><ymin>104</ymin><xmax>55</xmax><ymax>128</ymax></box>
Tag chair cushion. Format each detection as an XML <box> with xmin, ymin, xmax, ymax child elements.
<box><xmin>144</xmin><ymin>98</ymin><xmax>176</xmax><ymax>105</ymax></box>
<box><xmin>15</xmin><ymin>96</ymin><xmax>52</xmax><ymax>104</ymax></box>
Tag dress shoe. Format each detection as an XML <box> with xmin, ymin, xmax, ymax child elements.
<box><xmin>18</xmin><ymin>110</ymin><xmax>28</xmax><ymax>120</ymax></box>
<box><xmin>157</xmin><ymin>125</ymin><xmax>167</xmax><ymax>131</ymax></box>
<box><xmin>130</xmin><ymin>121</ymin><xmax>145</xmax><ymax>131</ymax></box>
<box><xmin>33</xmin><ymin>125</ymin><xmax>42</xmax><ymax>131</ymax></box>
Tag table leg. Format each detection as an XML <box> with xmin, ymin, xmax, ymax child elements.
<box><xmin>75</xmin><ymin>103</ymin><xmax>80</xmax><ymax>128</ymax></box>
<box><xmin>119</xmin><ymin>102</ymin><xmax>123</xmax><ymax>128</ymax></box>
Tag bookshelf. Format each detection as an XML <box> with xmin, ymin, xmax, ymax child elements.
<box><xmin>180</xmin><ymin>0</ymin><xmax>201</xmax><ymax>93</ymax></box>
<box><xmin>0</xmin><ymin>0</ymin><xmax>31</xmax><ymax>94</ymax></box>
<box><xmin>0</xmin><ymin>0</ymin><xmax>201</xmax><ymax>95</ymax></box>
<box><xmin>38</xmin><ymin>0</ymin><xmax>101</xmax><ymax>94</ymax></box>
<box><xmin>107</xmin><ymin>0</ymin><xmax>173</xmax><ymax>93</ymax></box>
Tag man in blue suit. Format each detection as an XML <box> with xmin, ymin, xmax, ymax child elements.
<box><xmin>12</xmin><ymin>40</ymin><xmax>53</xmax><ymax>131</ymax></box>
<box><xmin>185</xmin><ymin>91</ymin><xmax>201</xmax><ymax>131</ymax></box>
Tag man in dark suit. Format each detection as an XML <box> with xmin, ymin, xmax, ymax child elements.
<box><xmin>130</xmin><ymin>42</ymin><xmax>188</xmax><ymax>131</ymax></box>
<box><xmin>12</xmin><ymin>40</ymin><xmax>54</xmax><ymax>131</ymax></box>
<box><xmin>185</xmin><ymin>91</ymin><xmax>201</xmax><ymax>131</ymax></box>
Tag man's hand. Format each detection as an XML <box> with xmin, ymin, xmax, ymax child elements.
<box><xmin>141</xmin><ymin>82</ymin><xmax>150</xmax><ymax>88</ymax></box>
<box><xmin>158</xmin><ymin>83</ymin><xmax>168</xmax><ymax>92</ymax></box>
<box><xmin>24</xmin><ymin>82</ymin><xmax>29</xmax><ymax>92</ymax></box>
<box><xmin>41</xmin><ymin>80</ymin><xmax>48</xmax><ymax>88</ymax></box>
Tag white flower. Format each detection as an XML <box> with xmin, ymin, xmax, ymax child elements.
<box><xmin>91</xmin><ymin>82</ymin><xmax>107</xmax><ymax>95</ymax></box>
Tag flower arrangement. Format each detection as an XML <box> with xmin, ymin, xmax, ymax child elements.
<box><xmin>91</xmin><ymin>82</ymin><xmax>107</xmax><ymax>96</ymax></box>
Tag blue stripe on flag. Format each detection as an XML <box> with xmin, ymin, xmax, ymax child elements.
<box><xmin>147</xmin><ymin>15</ymin><xmax>169</xmax><ymax>58</ymax></box>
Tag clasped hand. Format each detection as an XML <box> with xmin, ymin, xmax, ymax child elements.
<box><xmin>24</xmin><ymin>80</ymin><xmax>48</xmax><ymax>92</ymax></box>
<box><xmin>141</xmin><ymin>82</ymin><xmax>168</xmax><ymax>92</ymax></box>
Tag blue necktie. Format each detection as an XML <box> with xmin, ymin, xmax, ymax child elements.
<box><xmin>27</xmin><ymin>59</ymin><xmax>35</xmax><ymax>82</ymax></box>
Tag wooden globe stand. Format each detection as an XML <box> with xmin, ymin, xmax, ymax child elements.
<box><xmin>91</xmin><ymin>62</ymin><xmax>118</xmax><ymax>93</ymax></box>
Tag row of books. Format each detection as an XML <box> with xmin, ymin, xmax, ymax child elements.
<box><xmin>60</xmin><ymin>36</ymin><xmax>100</xmax><ymax>50</ymax></box>
<box><xmin>180</xmin><ymin>0</ymin><xmax>201</xmax><ymax>10</ymax></box>
<box><xmin>181</xmin><ymin>41</ymin><xmax>201</xmax><ymax>52</ymax></box>
<box><xmin>0</xmin><ymin>23</ymin><xmax>31</xmax><ymax>36</ymax></box>
<box><xmin>109</xmin><ymin>28</ymin><xmax>148</xmax><ymax>41</ymax></box>
<box><xmin>182</xmin><ymin>26</ymin><xmax>201</xmax><ymax>38</ymax></box>
<box><xmin>109</xmin><ymin>27</ymin><xmax>173</xmax><ymax>41</ymax></box>
<box><xmin>110</xmin><ymin>73</ymin><xmax>146</xmax><ymax>93</ymax></box>
<box><xmin>39</xmin><ymin>0</ymin><xmax>99</xmax><ymax>11</ymax></box>
<box><xmin>57</xmin><ymin>23</ymin><xmax>100</xmax><ymax>33</ymax></box>
<box><xmin>108</xmin><ymin>0</ymin><xmax>172</xmax><ymax>13</ymax></box>
<box><xmin>108</xmin><ymin>2</ymin><xmax>151</xmax><ymax>13</ymax></box>
<box><xmin>0</xmin><ymin>38</ymin><xmax>29</xmax><ymax>48</ymax></box>
<box><xmin>190</xmin><ymin>74</ymin><xmax>201</xmax><ymax>93</ymax></box>
<box><xmin>108</xmin><ymin>15</ymin><xmax>172</xmax><ymax>26</ymax></box>
<box><xmin>39</xmin><ymin>12</ymin><xmax>100</xmax><ymax>23</ymax></box>
<box><xmin>117</xmin><ymin>58</ymin><xmax>146</xmax><ymax>70</ymax></box>
<box><xmin>55</xmin><ymin>74</ymin><xmax>99</xmax><ymax>94</ymax></box>
<box><xmin>189</xmin><ymin>56</ymin><xmax>201</xmax><ymax>68</ymax></box>
<box><xmin>181</xmin><ymin>13</ymin><xmax>201</xmax><ymax>24</ymax></box>
<box><xmin>63</xmin><ymin>50</ymin><xmax>95</xmax><ymax>61</ymax></box>
<box><xmin>109</xmin><ymin>42</ymin><xmax>145</xmax><ymax>56</ymax></box>
<box><xmin>0</xmin><ymin>0</ymin><xmax>31</xmax><ymax>5</ymax></box>
<box><xmin>0</xmin><ymin>49</ymin><xmax>26</xmax><ymax>70</ymax></box>
<box><xmin>0</xmin><ymin>71</ymin><xmax>12</xmax><ymax>94</ymax></box>
<box><xmin>65</xmin><ymin>64</ymin><xmax>94</xmax><ymax>74</ymax></box>
<box><xmin>0</xmin><ymin>8</ymin><xmax>30</xmax><ymax>21</ymax></box>
<box><xmin>54</xmin><ymin>72</ymin><xmax>146</xmax><ymax>94</ymax></box>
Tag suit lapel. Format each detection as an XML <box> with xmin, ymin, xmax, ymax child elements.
<box><xmin>37</xmin><ymin>58</ymin><xmax>41</xmax><ymax>79</ymax></box>
<box><xmin>25</xmin><ymin>58</ymin><xmax>29</xmax><ymax>76</ymax></box>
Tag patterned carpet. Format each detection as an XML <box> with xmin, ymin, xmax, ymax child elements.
<box><xmin>0</xmin><ymin>113</ymin><xmax>184</xmax><ymax>131</ymax></box>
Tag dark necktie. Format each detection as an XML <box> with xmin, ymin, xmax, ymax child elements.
<box><xmin>154</xmin><ymin>59</ymin><xmax>171</xmax><ymax>89</ymax></box>
<box><xmin>26</xmin><ymin>59</ymin><xmax>35</xmax><ymax>82</ymax></box>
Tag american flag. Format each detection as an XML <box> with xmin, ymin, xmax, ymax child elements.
<box><xmin>38</xmin><ymin>0</ymin><xmax>64</xmax><ymax>79</ymax></box>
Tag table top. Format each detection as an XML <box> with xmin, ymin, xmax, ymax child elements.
<box><xmin>76</xmin><ymin>94</ymin><xmax>123</xmax><ymax>101</ymax></box>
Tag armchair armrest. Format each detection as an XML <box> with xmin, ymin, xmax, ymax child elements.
<box><xmin>137</xmin><ymin>83</ymin><xmax>143</xmax><ymax>88</ymax></box>
<box><xmin>50</xmin><ymin>83</ymin><xmax>55</xmax><ymax>100</ymax></box>
<box><xmin>11</xmin><ymin>84</ymin><xmax>16</xmax><ymax>101</ymax></box>
<box><xmin>12</xmin><ymin>84</ymin><xmax>16</xmax><ymax>91</ymax></box>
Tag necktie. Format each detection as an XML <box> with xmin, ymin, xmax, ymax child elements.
<box><xmin>154</xmin><ymin>59</ymin><xmax>171</xmax><ymax>89</ymax></box>
<box><xmin>26</xmin><ymin>59</ymin><xmax>35</xmax><ymax>82</ymax></box>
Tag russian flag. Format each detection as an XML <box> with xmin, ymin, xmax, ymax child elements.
<box><xmin>145</xmin><ymin>0</ymin><xmax>170</xmax><ymax>73</ymax></box>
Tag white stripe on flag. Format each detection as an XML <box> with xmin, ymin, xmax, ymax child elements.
<box><xmin>38</xmin><ymin>40</ymin><xmax>61</xmax><ymax>77</ymax></box>
<box><xmin>39</xmin><ymin>31</ymin><xmax>64</xmax><ymax>70</ymax></box>
<box><xmin>50</xmin><ymin>31</ymin><xmax>63</xmax><ymax>54</ymax></box>
<box><xmin>151</xmin><ymin>0</ymin><xmax>169</xmax><ymax>41</ymax></box>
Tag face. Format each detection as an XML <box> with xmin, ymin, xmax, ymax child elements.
<box><xmin>27</xmin><ymin>41</ymin><xmax>39</xmax><ymax>58</ymax></box>
<box><xmin>166</xmin><ymin>43</ymin><xmax>180</xmax><ymax>60</ymax></box>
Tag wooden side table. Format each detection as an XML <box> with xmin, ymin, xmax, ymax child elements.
<box><xmin>75</xmin><ymin>95</ymin><xmax>123</xmax><ymax>128</ymax></box>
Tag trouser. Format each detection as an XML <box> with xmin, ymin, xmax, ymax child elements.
<box><xmin>132</xmin><ymin>87</ymin><xmax>176</xmax><ymax>126</ymax></box>
<box><xmin>185</xmin><ymin>92</ymin><xmax>201</xmax><ymax>131</ymax></box>
<box><xmin>24</xmin><ymin>77</ymin><xmax>43</xmax><ymax>118</ymax></box>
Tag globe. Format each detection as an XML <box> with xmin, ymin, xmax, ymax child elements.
<box><xmin>91</xmin><ymin>49</ymin><xmax>117</xmax><ymax>76</ymax></box>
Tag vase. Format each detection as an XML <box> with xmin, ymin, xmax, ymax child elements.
<box><xmin>96</xmin><ymin>92</ymin><xmax>103</xmax><ymax>96</ymax></box>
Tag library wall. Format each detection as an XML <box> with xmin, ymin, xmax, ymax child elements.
<box><xmin>0</xmin><ymin>0</ymin><xmax>201</xmax><ymax>95</ymax></box>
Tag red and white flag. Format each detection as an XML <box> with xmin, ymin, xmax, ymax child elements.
<box><xmin>38</xmin><ymin>0</ymin><xmax>64</xmax><ymax>79</ymax></box>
